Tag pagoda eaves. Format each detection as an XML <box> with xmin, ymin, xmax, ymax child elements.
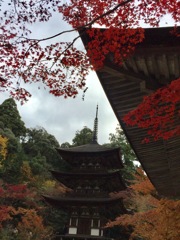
<box><xmin>80</xmin><ymin>26</ymin><xmax>180</xmax><ymax>198</ymax></box>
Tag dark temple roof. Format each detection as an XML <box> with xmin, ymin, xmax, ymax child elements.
<box><xmin>80</xmin><ymin>26</ymin><xmax>180</xmax><ymax>198</ymax></box>
<box><xmin>43</xmin><ymin>195</ymin><xmax>123</xmax><ymax>207</ymax></box>
<box><xmin>51</xmin><ymin>169</ymin><xmax>121</xmax><ymax>177</ymax></box>
<box><xmin>56</xmin><ymin>143</ymin><xmax>123</xmax><ymax>169</ymax></box>
<box><xmin>57</xmin><ymin>142</ymin><xmax>119</xmax><ymax>153</ymax></box>
<box><xmin>51</xmin><ymin>169</ymin><xmax>126</xmax><ymax>191</ymax></box>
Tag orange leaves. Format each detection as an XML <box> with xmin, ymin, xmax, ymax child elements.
<box><xmin>130</xmin><ymin>168</ymin><xmax>156</xmax><ymax>195</ymax></box>
<box><xmin>108</xmin><ymin>168</ymin><xmax>180</xmax><ymax>240</ymax></box>
<box><xmin>0</xmin><ymin>182</ymin><xmax>48</xmax><ymax>237</ymax></box>
<box><xmin>0</xmin><ymin>205</ymin><xmax>13</xmax><ymax>228</ymax></box>
<box><xmin>124</xmin><ymin>78</ymin><xmax>180</xmax><ymax>141</ymax></box>
<box><xmin>16</xmin><ymin>208</ymin><xmax>45</xmax><ymax>234</ymax></box>
<box><xmin>0</xmin><ymin>206</ymin><xmax>46</xmax><ymax>237</ymax></box>
<box><xmin>109</xmin><ymin>201</ymin><xmax>180</xmax><ymax>240</ymax></box>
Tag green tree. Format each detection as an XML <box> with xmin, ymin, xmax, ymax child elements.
<box><xmin>0</xmin><ymin>135</ymin><xmax>7</xmax><ymax>160</ymax></box>
<box><xmin>41</xmin><ymin>207</ymin><xmax>68</xmax><ymax>235</ymax></box>
<box><xmin>29</xmin><ymin>153</ymin><xmax>48</xmax><ymax>176</ymax></box>
<box><xmin>60</xmin><ymin>142</ymin><xmax>71</xmax><ymax>148</ymax></box>
<box><xmin>105</xmin><ymin>125</ymin><xmax>137</xmax><ymax>181</ymax></box>
<box><xmin>22</xmin><ymin>127</ymin><xmax>66</xmax><ymax>171</ymax></box>
<box><xmin>72</xmin><ymin>126</ymin><xmax>93</xmax><ymax>146</ymax></box>
<box><xmin>0</xmin><ymin>129</ymin><xmax>25</xmax><ymax>184</ymax></box>
<box><xmin>0</xmin><ymin>104</ymin><xmax>69</xmax><ymax>236</ymax></box>
<box><xmin>0</xmin><ymin>99</ymin><xmax>26</xmax><ymax>138</ymax></box>
<box><xmin>0</xmin><ymin>99</ymin><xmax>27</xmax><ymax>183</ymax></box>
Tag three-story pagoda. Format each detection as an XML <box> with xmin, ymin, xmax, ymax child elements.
<box><xmin>44</xmin><ymin>106</ymin><xmax>127</xmax><ymax>239</ymax></box>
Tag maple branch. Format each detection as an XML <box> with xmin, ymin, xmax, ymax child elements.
<box><xmin>50</xmin><ymin>35</ymin><xmax>81</xmax><ymax>70</ymax></box>
<box><xmin>83</xmin><ymin>0</ymin><xmax>133</xmax><ymax>27</ymax></box>
<box><xmin>19</xmin><ymin>0</ymin><xmax>133</xmax><ymax>65</ymax></box>
<box><xmin>20</xmin><ymin>0</ymin><xmax>133</xmax><ymax>43</ymax></box>
<box><xmin>25</xmin><ymin>28</ymin><xmax>78</xmax><ymax>43</ymax></box>
<box><xmin>13</xmin><ymin>0</ymin><xmax>18</xmax><ymax>16</ymax></box>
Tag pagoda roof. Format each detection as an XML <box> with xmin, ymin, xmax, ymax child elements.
<box><xmin>80</xmin><ymin>26</ymin><xmax>180</xmax><ymax>198</ymax></box>
<box><xmin>57</xmin><ymin>143</ymin><xmax>123</xmax><ymax>169</ymax></box>
<box><xmin>51</xmin><ymin>169</ymin><xmax>126</xmax><ymax>190</ymax></box>
<box><xmin>43</xmin><ymin>195</ymin><xmax>123</xmax><ymax>207</ymax></box>
<box><xmin>51</xmin><ymin>169</ymin><xmax>121</xmax><ymax>177</ymax></box>
<box><xmin>57</xmin><ymin>142</ymin><xmax>120</xmax><ymax>153</ymax></box>
<box><xmin>56</xmin><ymin>235</ymin><xmax>111</xmax><ymax>240</ymax></box>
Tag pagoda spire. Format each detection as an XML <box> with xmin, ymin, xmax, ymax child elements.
<box><xmin>92</xmin><ymin>105</ymin><xmax>98</xmax><ymax>143</ymax></box>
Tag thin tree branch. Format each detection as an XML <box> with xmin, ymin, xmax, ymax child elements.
<box><xmin>50</xmin><ymin>35</ymin><xmax>81</xmax><ymax>70</ymax></box>
<box><xmin>21</xmin><ymin>0</ymin><xmax>133</xmax><ymax>43</ymax></box>
<box><xmin>83</xmin><ymin>0</ymin><xmax>132</xmax><ymax>28</ymax></box>
<box><xmin>17</xmin><ymin>0</ymin><xmax>133</xmax><ymax>69</ymax></box>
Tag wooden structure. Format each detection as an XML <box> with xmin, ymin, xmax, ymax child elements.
<box><xmin>44</xmin><ymin>107</ymin><xmax>127</xmax><ymax>240</ymax></box>
<box><xmin>80</xmin><ymin>27</ymin><xmax>180</xmax><ymax>198</ymax></box>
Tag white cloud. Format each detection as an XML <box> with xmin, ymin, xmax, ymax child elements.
<box><xmin>11</xmin><ymin>70</ymin><xmax>118</xmax><ymax>145</ymax></box>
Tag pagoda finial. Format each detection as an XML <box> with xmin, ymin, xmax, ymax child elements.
<box><xmin>92</xmin><ymin>105</ymin><xmax>98</xmax><ymax>143</ymax></box>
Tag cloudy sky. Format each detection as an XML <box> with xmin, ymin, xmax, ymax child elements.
<box><xmin>17</xmin><ymin>73</ymin><xmax>118</xmax><ymax>145</ymax></box>
<box><xmin>0</xmin><ymin>11</ymin><xmax>119</xmax><ymax>145</ymax></box>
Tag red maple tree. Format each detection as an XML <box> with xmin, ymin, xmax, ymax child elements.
<box><xmin>0</xmin><ymin>1</ymin><xmax>179</xmax><ymax>100</ymax></box>
<box><xmin>0</xmin><ymin>1</ymin><xmax>179</xmax><ymax>139</ymax></box>
<box><xmin>0</xmin><ymin>182</ymin><xmax>50</xmax><ymax>238</ymax></box>
<box><xmin>123</xmin><ymin>78</ymin><xmax>180</xmax><ymax>141</ymax></box>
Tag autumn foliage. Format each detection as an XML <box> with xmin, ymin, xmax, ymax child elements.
<box><xmin>0</xmin><ymin>206</ymin><xmax>45</xmax><ymax>233</ymax></box>
<box><xmin>0</xmin><ymin>182</ymin><xmax>49</xmax><ymax>238</ymax></box>
<box><xmin>0</xmin><ymin>183</ymin><xmax>35</xmax><ymax>204</ymax></box>
<box><xmin>107</xmin><ymin>168</ymin><xmax>180</xmax><ymax>240</ymax></box>
<box><xmin>86</xmin><ymin>27</ymin><xmax>144</xmax><ymax>69</ymax></box>
<box><xmin>0</xmin><ymin>135</ymin><xmax>7</xmax><ymax>159</ymax></box>
<box><xmin>0</xmin><ymin>0</ymin><xmax>179</xmax><ymax>103</ymax></box>
<box><xmin>124</xmin><ymin>79</ymin><xmax>180</xmax><ymax>141</ymax></box>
